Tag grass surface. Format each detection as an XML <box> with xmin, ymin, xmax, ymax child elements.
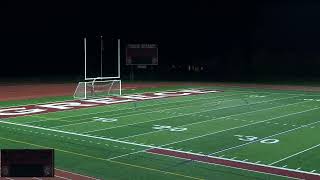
<box><xmin>1</xmin><ymin>86</ymin><xmax>320</xmax><ymax>179</ymax></box>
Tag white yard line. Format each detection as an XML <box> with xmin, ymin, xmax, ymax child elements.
<box><xmin>209</xmin><ymin>120</ymin><xmax>320</xmax><ymax>155</ymax></box>
<box><xmin>159</xmin><ymin>106</ymin><xmax>320</xmax><ymax>148</ymax></box>
<box><xmin>269</xmin><ymin>144</ymin><xmax>320</xmax><ymax>165</ymax></box>
<box><xmin>28</xmin><ymin>92</ymin><xmax>247</xmax><ymax>126</ymax></box>
<box><xmin>50</xmin><ymin>97</ymin><xmax>233</xmax><ymax>129</ymax></box>
<box><xmin>0</xmin><ymin>101</ymin><xmax>317</xmax><ymax>152</ymax></box>
<box><xmin>83</xmin><ymin>95</ymin><xmax>302</xmax><ymax>134</ymax></box>
<box><xmin>1</xmin><ymin>106</ymin><xmax>320</xmax><ymax>178</ymax></box>
<box><xmin>118</xmin><ymin>98</ymin><xmax>307</xmax><ymax>140</ymax></box>
<box><xmin>41</xmin><ymin>91</ymin><xmax>246</xmax><ymax>121</ymax></box>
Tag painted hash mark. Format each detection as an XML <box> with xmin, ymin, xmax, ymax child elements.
<box><xmin>147</xmin><ymin>148</ymin><xmax>320</xmax><ymax>180</ymax></box>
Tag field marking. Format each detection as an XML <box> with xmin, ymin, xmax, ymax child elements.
<box><xmin>50</xmin><ymin>96</ymin><xmax>230</xmax><ymax>128</ymax></box>
<box><xmin>209</xmin><ymin>120</ymin><xmax>320</xmax><ymax>155</ymax></box>
<box><xmin>27</xmin><ymin>91</ymin><xmax>246</xmax><ymax>126</ymax></box>
<box><xmin>1</xmin><ymin>99</ymin><xmax>319</xmax><ymax>170</ymax></box>
<box><xmin>34</xmin><ymin>90</ymin><xmax>242</xmax><ymax>121</ymax></box>
<box><xmin>146</xmin><ymin>148</ymin><xmax>313</xmax><ymax>180</ymax></box>
<box><xmin>48</xmin><ymin>88</ymin><xmax>315</xmax><ymax>122</ymax></box>
<box><xmin>0</xmin><ymin>98</ymin><xmax>316</xmax><ymax>151</ymax></box>
<box><xmin>269</xmin><ymin>143</ymin><xmax>320</xmax><ymax>165</ymax></box>
<box><xmin>2</xmin><ymin>108</ymin><xmax>320</xmax><ymax>179</ymax></box>
<box><xmin>159</xmin><ymin>106</ymin><xmax>320</xmax><ymax>148</ymax></box>
<box><xmin>0</xmin><ymin>101</ymin><xmax>315</xmax><ymax>170</ymax></box>
<box><xmin>118</xmin><ymin>98</ymin><xmax>308</xmax><ymax>140</ymax></box>
<box><xmin>83</xmin><ymin>95</ymin><xmax>302</xmax><ymax>134</ymax></box>
<box><xmin>19</xmin><ymin>89</ymin><xmax>303</xmax><ymax>124</ymax></box>
<box><xmin>0</xmin><ymin>136</ymin><xmax>204</xmax><ymax>180</ymax></box>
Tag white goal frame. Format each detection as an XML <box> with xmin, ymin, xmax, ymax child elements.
<box><xmin>74</xmin><ymin>37</ymin><xmax>122</xmax><ymax>99</ymax></box>
<box><xmin>74</xmin><ymin>79</ymin><xmax>122</xmax><ymax>99</ymax></box>
<box><xmin>84</xmin><ymin>38</ymin><xmax>121</xmax><ymax>81</ymax></box>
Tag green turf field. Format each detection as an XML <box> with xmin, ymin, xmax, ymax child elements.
<box><xmin>1</xmin><ymin>85</ymin><xmax>320</xmax><ymax>179</ymax></box>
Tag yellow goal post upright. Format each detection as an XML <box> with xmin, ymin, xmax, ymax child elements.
<box><xmin>74</xmin><ymin>36</ymin><xmax>122</xmax><ymax>99</ymax></box>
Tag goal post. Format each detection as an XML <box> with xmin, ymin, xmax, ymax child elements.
<box><xmin>84</xmin><ymin>38</ymin><xmax>121</xmax><ymax>81</ymax></box>
<box><xmin>74</xmin><ymin>79</ymin><xmax>121</xmax><ymax>99</ymax></box>
<box><xmin>74</xmin><ymin>36</ymin><xmax>122</xmax><ymax>99</ymax></box>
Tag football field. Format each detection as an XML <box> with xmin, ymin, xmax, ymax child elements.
<box><xmin>1</xmin><ymin>85</ymin><xmax>320</xmax><ymax>179</ymax></box>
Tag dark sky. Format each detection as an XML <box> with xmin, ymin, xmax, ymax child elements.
<box><xmin>1</xmin><ymin>1</ymin><xmax>320</xmax><ymax>79</ymax></box>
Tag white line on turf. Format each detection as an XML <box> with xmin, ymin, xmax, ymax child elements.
<box><xmin>1</xmin><ymin>99</ymin><xmax>320</xmax><ymax>176</ymax></box>
<box><xmin>118</xmin><ymin>99</ymin><xmax>308</xmax><ymax>140</ymax></box>
<box><xmin>269</xmin><ymin>144</ymin><xmax>320</xmax><ymax>165</ymax></box>
<box><xmin>83</xmin><ymin>95</ymin><xmax>299</xmax><ymax>134</ymax></box>
<box><xmin>158</xmin><ymin>106</ymin><xmax>320</xmax><ymax>148</ymax></box>
<box><xmin>311</xmin><ymin>170</ymin><xmax>317</xmax><ymax>173</ymax></box>
<box><xmin>50</xmin><ymin>94</ymin><xmax>249</xmax><ymax>129</ymax></box>
<box><xmin>38</xmin><ymin>91</ymin><xmax>248</xmax><ymax>121</ymax></box>
<box><xmin>0</xmin><ymin>100</ymin><xmax>317</xmax><ymax>152</ymax></box>
<box><xmin>209</xmin><ymin>120</ymin><xmax>320</xmax><ymax>155</ymax></box>
<box><xmin>146</xmin><ymin>150</ymin><xmax>303</xmax><ymax>180</ymax></box>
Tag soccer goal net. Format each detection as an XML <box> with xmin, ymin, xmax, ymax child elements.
<box><xmin>74</xmin><ymin>79</ymin><xmax>121</xmax><ymax>99</ymax></box>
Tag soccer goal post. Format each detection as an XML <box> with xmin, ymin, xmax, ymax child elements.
<box><xmin>74</xmin><ymin>79</ymin><xmax>122</xmax><ymax>99</ymax></box>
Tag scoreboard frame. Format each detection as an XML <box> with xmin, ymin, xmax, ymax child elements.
<box><xmin>126</xmin><ymin>44</ymin><xmax>158</xmax><ymax>65</ymax></box>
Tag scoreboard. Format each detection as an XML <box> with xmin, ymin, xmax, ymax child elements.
<box><xmin>126</xmin><ymin>44</ymin><xmax>158</xmax><ymax>65</ymax></box>
<box><xmin>1</xmin><ymin>149</ymin><xmax>54</xmax><ymax>177</ymax></box>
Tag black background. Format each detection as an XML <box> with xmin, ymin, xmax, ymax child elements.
<box><xmin>1</xmin><ymin>0</ymin><xmax>320</xmax><ymax>81</ymax></box>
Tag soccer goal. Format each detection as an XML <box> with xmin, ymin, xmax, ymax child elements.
<box><xmin>74</xmin><ymin>79</ymin><xmax>121</xmax><ymax>99</ymax></box>
<box><xmin>74</xmin><ymin>36</ymin><xmax>121</xmax><ymax>99</ymax></box>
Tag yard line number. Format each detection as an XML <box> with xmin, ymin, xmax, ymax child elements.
<box><xmin>94</xmin><ymin>117</ymin><xmax>118</xmax><ymax>122</ymax></box>
<box><xmin>303</xmin><ymin>99</ymin><xmax>320</xmax><ymax>101</ymax></box>
<box><xmin>249</xmin><ymin>95</ymin><xmax>266</xmax><ymax>98</ymax></box>
<box><xmin>234</xmin><ymin>135</ymin><xmax>279</xmax><ymax>144</ymax></box>
<box><xmin>152</xmin><ymin>125</ymin><xmax>187</xmax><ymax>132</ymax></box>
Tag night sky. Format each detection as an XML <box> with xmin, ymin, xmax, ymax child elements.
<box><xmin>1</xmin><ymin>1</ymin><xmax>320</xmax><ymax>80</ymax></box>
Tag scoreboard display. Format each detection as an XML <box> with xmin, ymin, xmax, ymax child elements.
<box><xmin>1</xmin><ymin>149</ymin><xmax>54</xmax><ymax>177</ymax></box>
<box><xmin>126</xmin><ymin>44</ymin><xmax>158</xmax><ymax>65</ymax></box>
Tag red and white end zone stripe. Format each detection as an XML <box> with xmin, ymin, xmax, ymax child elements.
<box><xmin>0</xmin><ymin>89</ymin><xmax>221</xmax><ymax>119</ymax></box>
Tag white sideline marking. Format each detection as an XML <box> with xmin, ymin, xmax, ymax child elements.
<box><xmin>210</xmin><ymin>119</ymin><xmax>320</xmax><ymax>155</ymax></box>
<box><xmin>269</xmin><ymin>144</ymin><xmax>320</xmax><ymax>165</ymax></box>
<box><xmin>255</xmin><ymin>161</ymin><xmax>261</xmax><ymax>163</ymax></box>
<box><xmin>282</xmin><ymin>165</ymin><xmax>288</xmax><ymax>168</ymax></box>
<box><xmin>119</xmin><ymin>98</ymin><xmax>308</xmax><ymax>140</ymax></box>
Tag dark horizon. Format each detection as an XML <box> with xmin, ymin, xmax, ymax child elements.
<box><xmin>1</xmin><ymin>1</ymin><xmax>320</xmax><ymax>81</ymax></box>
